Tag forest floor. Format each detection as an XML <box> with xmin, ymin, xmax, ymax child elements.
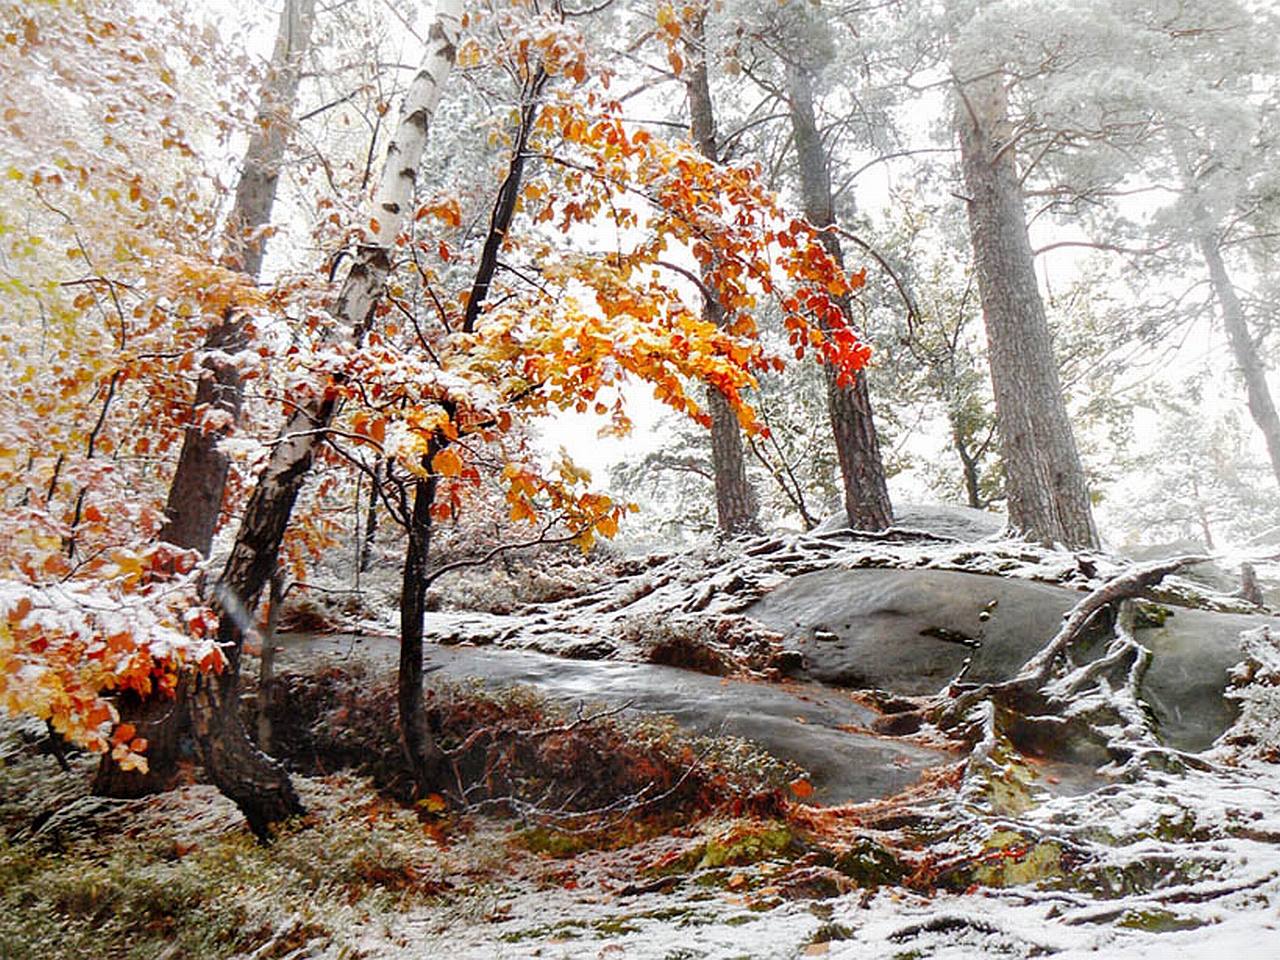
<box><xmin>5</xmin><ymin>518</ymin><xmax>1280</xmax><ymax>958</ymax></box>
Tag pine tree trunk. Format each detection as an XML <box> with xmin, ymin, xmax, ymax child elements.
<box><xmin>189</xmin><ymin>0</ymin><xmax>463</xmax><ymax>838</ymax></box>
<box><xmin>954</xmin><ymin>72</ymin><xmax>1098</xmax><ymax>549</ymax></box>
<box><xmin>785</xmin><ymin>62</ymin><xmax>892</xmax><ymax>531</ymax></box>
<box><xmin>94</xmin><ymin>0</ymin><xmax>316</xmax><ymax>801</ymax></box>
<box><xmin>1198</xmin><ymin>235</ymin><xmax>1280</xmax><ymax>489</ymax></box>
<box><xmin>160</xmin><ymin>0</ymin><xmax>317</xmax><ymax>555</ymax></box>
<box><xmin>686</xmin><ymin>14</ymin><xmax>761</xmax><ymax>537</ymax></box>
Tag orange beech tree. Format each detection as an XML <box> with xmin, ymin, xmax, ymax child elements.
<box><xmin>0</xmin><ymin>0</ymin><xmax>269</xmax><ymax>769</ymax></box>
<box><xmin>0</xmin><ymin>0</ymin><xmax>338</xmax><ymax>780</ymax></box>
<box><xmin>299</xmin><ymin>3</ymin><xmax>875</xmax><ymax>797</ymax></box>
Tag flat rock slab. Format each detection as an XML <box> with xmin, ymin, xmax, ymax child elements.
<box><xmin>275</xmin><ymin>635</ymin><xmax>950</xmax><ymax>806</ymax></box>
<box><xmin>746</xmin><ymin>567</ymin><xmax>1274</xmax><ymax>752</ymax></box>
<box><xmin>747</xmin><ymin>568</ymin><xmax>1080</xmax><ymax>694</ymax></box>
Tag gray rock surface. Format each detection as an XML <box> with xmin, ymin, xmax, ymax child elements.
<box><xmin>747</xmin><ymin>568</ymin><xmax>1080</xmax><ymax>694</ymax></box>
<box><xmin>746</xmin><ymin>567</ymin><xmax>1274</xmax><ymax>751</ymax></box>
<box><xmin>275</xmin><ymin>635</ymin><xmax>950</xmax><ymax>806</ymax></box>
<box><xmin>815</xmin><ymin>502</ymin><xmax>1005</xmax><ymax>541</ymax></box>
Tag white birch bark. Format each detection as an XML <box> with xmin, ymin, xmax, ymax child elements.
<box><xmin>217</xmin><ymin>0</ymin><xmax>463</xmax><ymax>617</ymax></box>
<box><xmin>195</xmin><ymin>0</ymin><xmax>463</xmax><ymax>841</ymax></box>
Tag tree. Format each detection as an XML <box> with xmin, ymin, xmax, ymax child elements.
<box><xmin>784</xmin><ymin>57</ymin><xmax>893</xmax><ymax>531</ymax></box>
<box><xmin>950</xmin><ymin>12</ymin><xmax>1099</xmax><ymax>549</ymax></box>
<box><xmin>319</xmin><ymin>4</ymin><xmax>877</xmax><ymax>796</ymax></box>
<box><xmin>682</xmin><ymin>5</ymin><xmax>761</xmax><ymax>537</ymax></box>
<box><xmin>160</xmin><ymin>0</ymin><xmax>318</xmax><ymax>556</ymax></box>
<box><xmin>190</xmin><ymin>0</ymin><xmax>465</xmax><ymax>839</ymax></box>
<box><xmin>92</xmin><ymin>0</ymin><xmax>318</xmax><ymax>801</ymax></box>
<box><xmin>0</xmin><ymin>0</ymin><xmax>242</xmax><ymax>771</ymax></box>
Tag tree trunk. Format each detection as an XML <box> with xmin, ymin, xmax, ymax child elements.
<box><xmin>785</xmin><ymin>62</ymin><xmax>892</xmax><ymax>531</ymax></box>
<box><xmin>1198</xmin><ymin>235</ymin><xmax>1280</xmax><ymax>489</ymax></box>
<box><xmin>189</xmin><ymin>670</ymin><xmax>302</xmax><ymax>842</ymax></box>
<box><xmin>686</xmin><ymin>13</ymin><xmax>761</xmax><ymax>538</ymax></box>
<box><xmin>94</xmin><ymin>0</ymin><xmax>316</xmax><ymax>801</ymax></box>
<box><xmin>399</xmin><ymin>466</ymin><xmax>448</xmax><ymax>796</ymax></box>
<box><xmin>954</xmin><ymin>72</ymin><xmax>1098</xmax><ymax>549</ymax></box>
<box><xmin>89</xmin><ymin>686</ymin><xmax>189</xmax><ymax>797</ymax></box>
<box><xmin>160</xmin><ymin>0</ymin><xmax>317</xmax><ymax>555</ymax></box>
<box><xmin>359</xmin><ymin>458</ymin><xmax>382</xmax><ymax>573</ymax></box>
<box><xmin>189</xmin><ymin>0</ymin><xmax>463</xmax><ymax>838</ymax></box>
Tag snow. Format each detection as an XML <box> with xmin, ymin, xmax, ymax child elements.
<box><xmin>299</xmin><ymin>528</ymin><xmax>1280</xmax><ymax>959</ymax></box>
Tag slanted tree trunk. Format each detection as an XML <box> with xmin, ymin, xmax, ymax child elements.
<box><xmin>190</xmin><ymin>0</ymin><xmax>463</xmax><ymax>839</ymax></box>
<box><xmin>94</xmin><ymin>0</ymin><xmax>317</xmax><ymax>801</ymax></box>
<box><xmin>686</xmin><ymin>16</ymin><xmax>760</xmax><ymax>537</ymax></box>
<box><xmin>785</xmin><ymin>61</ymin><xmax>892</xmax><ymax>531</ymax></box>
<box><xmin>954</xmin><ymin>71</ymin><xmax>1098</xmax><ymax>549</ymax></box>
<box><xmin>1198</xmin><ymin>235</ymin><xmax>1280</xmax><ymax>489</ymax></box>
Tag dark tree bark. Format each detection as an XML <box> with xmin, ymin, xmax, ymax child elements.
<box><xmin>686</xmin><ymin>19</ymin><xmax>761</xmax><ymax>537</ymax></box>
<box><xmin>785</xmin><ymin>62</ymin><xmax>892</xmax><ymax>531</ymax></box>
<box><xmin>954</xmin><ymin>72</ymin><xmax>1098</xmax><ymax>549</ymax></box>
<box><xmin>160</xmin><ymin>0</ymin><xmax>317</xmax><ymax>555</ymax></box>
<box><xmin>358</xmin><ymin>458</ymin><xmax>382</xmax><ymax>573</ymax></box>
<box><xmin>395</xmin><ymin>67</ymin><xmax>545</xmax><ymax>793</ymax></box>
<box><xmin>94</xmin><ymin>0</ymin><xmax>316</xmax><ymax>802</ymax></box>
<box><xmin>90</xmin><ymin>687</ymin><xmax>189</xmax><ymax>798</ymax></box>
<box><xmin>399</xmin><ymin>464</ymin><xmax>448</xmax><ymax>795</ymax></box>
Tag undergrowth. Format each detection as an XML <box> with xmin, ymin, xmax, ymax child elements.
<box><xmin>262</xmin><ymin>662</ymin><xmax>794</xmax><ymax>820</ymax></box>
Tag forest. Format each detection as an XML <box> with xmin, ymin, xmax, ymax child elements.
<box><xmin>3</xmin><ymin>0</ymin><xmax>1280</xmax><ymax>957</ymax></box>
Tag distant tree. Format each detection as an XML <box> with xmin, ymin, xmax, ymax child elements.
<box><xmin>681</xmin><ymin>4</ymin><xmax>761</xmax><ymax>537</ymax></box>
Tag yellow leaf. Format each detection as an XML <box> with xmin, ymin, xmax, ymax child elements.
<box><xmin>416</xmin><ymin>793</ymin><xmax>447</xmax><ymax>813</ymax></box>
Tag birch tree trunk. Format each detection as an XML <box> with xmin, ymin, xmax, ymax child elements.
<box><xmin>93</xmin><ymin>0</ymin><xmax>316</xmax><ymax>801</ymax></box>
<box><xmin>687</xmin><ymin>14</ymin><xmax>760</xmax><ymax>538</ymax></box>
<box><xmin>954</xmin><ymin>71</ymin><xmax>1098</xmax><ymax>549</ymax></box>
<box><xmin>785</xmin><ymin>62</ymin><xmax>892</xmax><ymax>531</ymax></box>
<box><xmin>193</xmin><ymin>0</ymin><xmax>463</xmax><ymax>840</ymax></box>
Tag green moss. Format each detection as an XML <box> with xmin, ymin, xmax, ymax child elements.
<box><xmin>695</xmin><ymin>824</ymin><xmax>796</xmax><ymax>869</ymax></box>
<box><xmin>651</xmin><ymin>820</ymin><xmax>801</xmax><ymax>877</ymax></box>
<box><xmin>1116</xmin><ymin>907</ymin><xmax>1204</xmax><ymax>932</ymax></box>
<box><xmin>810</xmin><ymin>921</ymin><xmax>855</xmax><ymax>943</ymax></box>
<box><xmin>511</xmin><ymin>826</ymin><xmax>598</xmax><ymax>858</ymax></box>
<box><xmin>971</xmin><ymin>830</ymin><xmax>1064</xmax><ymax>888</ymax></box>
<box><xmin>1132</xmin><ymin>600</ymin><xmax>1175</xmax><ymax>629</ymax></box>
<box><xmin>833</xmin><ymin>838</ymin><xmax>909</xmax><ymax>887</ymax></box>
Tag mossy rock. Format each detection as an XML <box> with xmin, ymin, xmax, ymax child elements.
<box><xmin>1116</xmin><ymin>907</ymin><xmax>1205</xmax><ymax>932</ymax></box>
<box><xmin>971</xmin><ymin>830</ymin><xmax>1064</xmax><ymax>888</ymax></box>
<box><xmin>653</xmin><ymin>821</ymin><xmax>802</xmax><ymax>876</ymax></box>
<box><xmin>832</xmin><ymin>838</ymin><xmax>909</xmax><ymax>887</ymax></box>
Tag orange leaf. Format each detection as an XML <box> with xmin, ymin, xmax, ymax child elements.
<box><xmin>788</xmin><ymin>777</ymin><xmax>814</xmax><ymax>799</ymax></box>
<box><xmin>431</xmin><ymin>447</ymin><xmax>464</xmax><ymax>477</ymax></box>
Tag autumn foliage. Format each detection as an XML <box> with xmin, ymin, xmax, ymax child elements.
<box><xmin>0</xmin><ymin>0</ymin><xmax>871</xmax><ymax>769</ymax></box>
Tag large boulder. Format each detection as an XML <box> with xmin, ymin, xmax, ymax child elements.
<box><xmin>746</xmin><ymin>567</ymin><xmax>1273</xmax><ymax>751</ymax></box>
<box><xmin>815</xmin><ymin>502</ymin><xmax>1005</xmax><ymax>541</ymax></box>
